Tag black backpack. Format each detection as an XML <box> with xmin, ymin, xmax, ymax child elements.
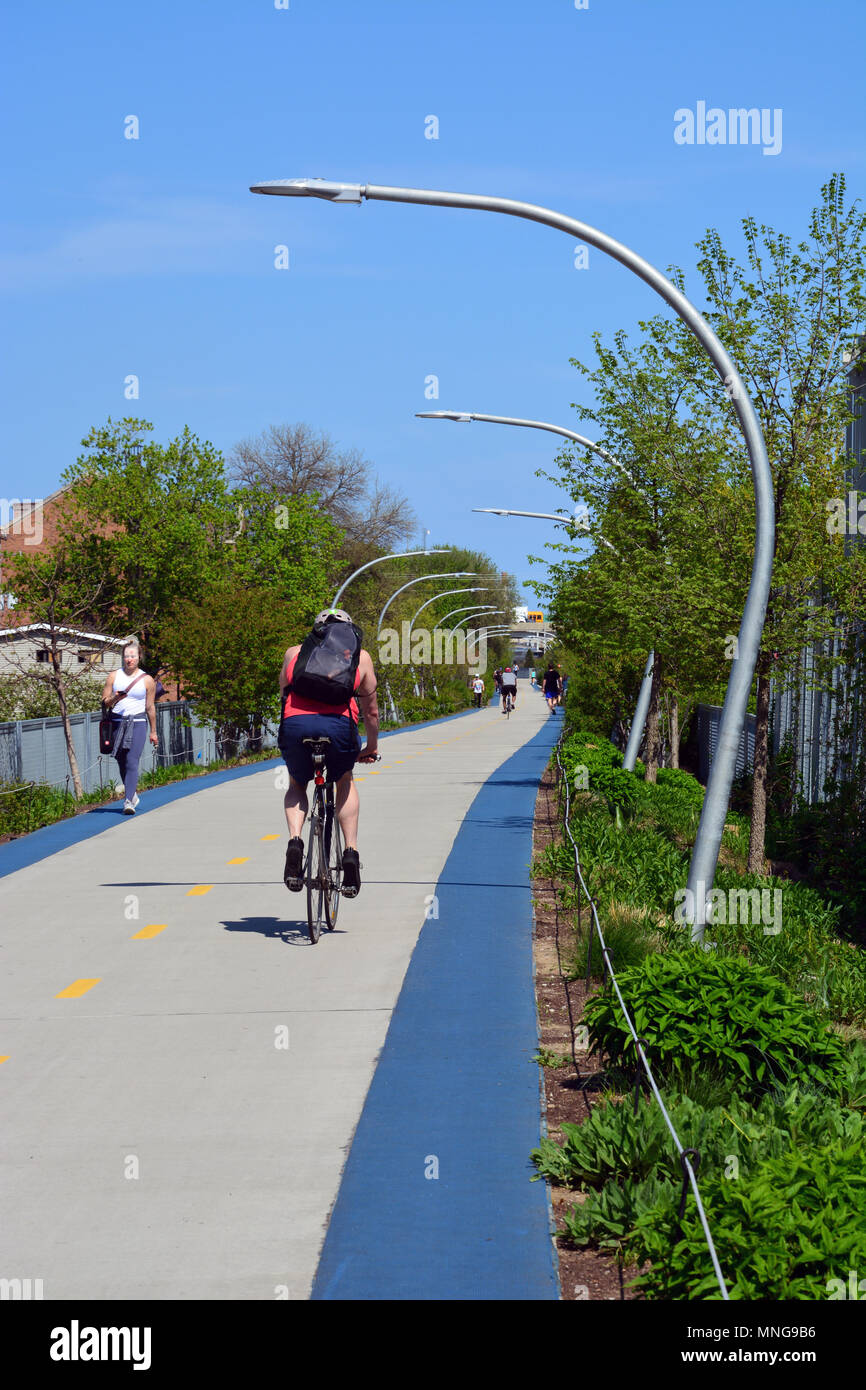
<box><xmin>289</xmin><ymin>619</ymin><xmax>363</xmax><ymax>706</ymax></box>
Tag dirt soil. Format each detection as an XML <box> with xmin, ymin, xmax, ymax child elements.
<box><xmin>532</xmin><ymin>759</ymin><xmax>643</xmax><ymax>1301</ymax></box>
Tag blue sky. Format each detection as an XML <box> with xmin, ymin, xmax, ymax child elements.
<box><xmin>2</xmin><ymin>0</ymin><xmax>863</xmax><ymax>603</ymax></box>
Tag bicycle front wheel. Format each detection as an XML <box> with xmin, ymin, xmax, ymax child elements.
<box><xmin>306</xmin><ymin>803</ymin><xmax>328</xmax><ymax>944</ymax></box>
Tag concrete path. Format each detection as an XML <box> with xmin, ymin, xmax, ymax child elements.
<box><xmin>0</xmin><ymin>685</ymin><xmax>558</xmax><ymax>1300</ymax></box>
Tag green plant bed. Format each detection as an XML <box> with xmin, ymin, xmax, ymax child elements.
<box><xmin>535</xmin><ymin>1072</ymin><xmax>866</xmax><ymax>1297</ymax></box>
<box><xmin>583</xmin><ymin>950</ymin><xmax>848</xmax><ymax>1099</ymax></box>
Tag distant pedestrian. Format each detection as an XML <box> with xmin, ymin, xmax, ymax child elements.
<box><xmin>542</xmin><ymin>664</ymin><xmax>562</xmax><ymax>715</ymax></box>
<box><xmin>472</xmin><ymin>675</ymin><xmax>485</xmax><ymax>709</ymax></box>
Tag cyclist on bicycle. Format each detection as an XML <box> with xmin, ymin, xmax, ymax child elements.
<box><xmin>500</xmin><ymin>665</ymin><xmax>517</xmax><ymax>713</ymax></box>
<box><xmin>277</xmin><ymin>608</ymin><xmax>379</xmax><ymax>898</ymax></box>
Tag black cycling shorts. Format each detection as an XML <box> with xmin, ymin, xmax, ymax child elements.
<box><xmin>278</xmin><ymin>714</ymin><xmax>361</xmax><ymax>784</ymax></box>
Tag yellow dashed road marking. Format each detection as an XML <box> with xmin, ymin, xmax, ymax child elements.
<box><xmin>227</xmin><ymin>857</ymin><xmax>250</xmax><ymax>865</ymax></box>
<box><xmin>0</xmin><ymin>1056</ymin><xmax>9</xmax><ymax>1064</ymax></box>
<box><xmin>132</xmin><ymin>924</ymin><xmax>168</xmax><ymax>940</ymax></box>
<box><xmin>261</xmin><ymin>834</ymin><xmax>280</xmax><ymax>841</ymax></box>
<box><xmin>187</xmin><ymin>885</ymin><xmax>213</xmax><ymax>896</ymax></box>
<box><xmin>56</xmin><ymin>979</ymin><xmax>100</xmax><ymax>999</ymax></box>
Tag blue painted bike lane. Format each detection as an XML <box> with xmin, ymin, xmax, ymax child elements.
<box><xmin>312</xmin><ymin>715</ymin><xmax>561</xmax><ymax>1300</ymax></box>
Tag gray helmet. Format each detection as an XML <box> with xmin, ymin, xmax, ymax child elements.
<box><xmin>315</xmin><ymin>607</ymin><xmax>353</xmax><ymax>625</ymax></box>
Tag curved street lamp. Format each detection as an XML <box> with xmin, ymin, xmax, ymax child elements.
<box><xmin>448</xmin><ymin>608</ymin><xmax>505</xmax><ymax>638</ymax></box>
<box><xmin>331</xmin><ymin>548</ymin><xmax>448</xmax><ymax>609</ymax></box>
<box><xmin>439</xmin><ymin>603</ymin><xmax>500</xmax><ymax>630</ymax></box>
<box><xmin>408</xmin><ymin>586</ymin><xmax>490</xmax><ymax>639</ymax></box>
<box><xmin>377</xmin><ymin>571</ymin><xmax>476</xmax><ymax>639</ymax></box>
<box><xmin>251</xmin><ymin>178</ymin><xmax>774</xmax><ymax>959</ymax></box>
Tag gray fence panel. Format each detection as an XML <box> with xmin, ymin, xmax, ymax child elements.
<box><xmin>697</xmin><ymin>704</ymin><xmax>756</xmax><ymax>786</ymax></box>
<box><xmin>1</xmin><ymin>701</ymin><xmax>281</xmax><ymax>793</ymax></box>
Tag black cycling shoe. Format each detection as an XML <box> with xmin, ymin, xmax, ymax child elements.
<box><xmin>341</xmin><ymin>848</ymin><xmax>361</xmax><ymax>898</ymax></box>
<box><xmin>284</xmin><ymin>836</ymin><xmax>305</xmax><ymax>891</ymax></box>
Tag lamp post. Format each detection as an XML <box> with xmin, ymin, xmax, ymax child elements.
<box><xmin>250</xmin><ymin>177</ymin><xmax>775</xmax><ymax>949</ymax></box>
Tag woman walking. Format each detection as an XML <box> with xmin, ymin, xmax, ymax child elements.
<box><xmin>101</xmin><ymin>641</ymin><xmax>158</xmax><ymax>813</ymax></box>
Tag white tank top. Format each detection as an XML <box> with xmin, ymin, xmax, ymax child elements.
<box><xmin>112</xmin><ymin>667</ymin><xmax>148</xmax><ymax>718</ymax></box>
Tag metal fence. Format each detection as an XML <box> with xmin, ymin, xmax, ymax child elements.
<box><xmin>696</xmin><ymin>703</ymin><xmax>756</xmax><ymax>786</ymax></box>
<box><xmin>770</xmin><ymin>621</ymin><xmax>865</xmax><ymax>804</ymax></box>
<box><xmin>0</xmin><ymin>701</ymin><xmax>280</xmax><ymax>794</ymax></box>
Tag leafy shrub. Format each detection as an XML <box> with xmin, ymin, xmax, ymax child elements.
<box><xmin>633</xmin><ymin>1141</ymin><xmax>866</xmax><ymax>1300</ymax></box>
<box><xmin>539</xmin><ymin>1084</ymin><xmax>866</xmax><ymax>1290</ymax></box>
<box><xmin>583</xmin><ymin>950</ymin><xmax>848</xmax><ymax>1098</ymax></box>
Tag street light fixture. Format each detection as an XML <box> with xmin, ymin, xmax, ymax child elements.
<box><xmin>251</xmin><ymin>176</ymin><xmax>775</xmax><ymax>951</ymax></box>
<box><xmin>417</xmin><ymin>410</ymin><xmax>645</xmax><ymax>497</ymax></box>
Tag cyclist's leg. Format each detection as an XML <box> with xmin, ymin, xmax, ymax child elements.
<box><xmin>278</xmin><ymin>716</ymin><xmax>315</xmax><ymax>836</ymax></box>
<box><xmin>284</xmin><ymin>777</ymin><xmax>309</xmax><ymax>838</ymax></box>
<box><xmin>334</xmin><ymin>771</ymin><xmax>359</xmax><ymax>848</ymax></box>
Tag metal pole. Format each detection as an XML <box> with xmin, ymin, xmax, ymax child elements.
<box><xmin>250</xmin><ymin>179</ymin><xmax>775</xmax><ymax>943</ymax></box>
<box><xmin>622</xmin><ymin>650</ymin><xmax>656</xmax><ymax>771</ymax></box>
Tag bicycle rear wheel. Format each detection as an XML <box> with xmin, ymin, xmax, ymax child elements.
<box><xmin>306</xmin><ymin>802</ymin><xmax>328</xmax><ymax>944</ymax></box>
<box><xmin>324</xmin><ymin>791</ymin><xmax>343</xmax><ymax>930</ymax></box>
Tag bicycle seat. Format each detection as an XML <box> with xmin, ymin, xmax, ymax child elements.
<box><xmin>301</xmin><ymin>736</ymin><xmax>332</xmax><ymax>747</ymax></box>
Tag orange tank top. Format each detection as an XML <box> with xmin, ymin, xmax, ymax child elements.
<box><xmin>282</xmin><ymin>651</ymin><xmax>361</xmax><ymax>723</ymax></box>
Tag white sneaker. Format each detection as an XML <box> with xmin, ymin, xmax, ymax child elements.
<box><xmin>123</xmin><ymin>799</ymin><xmax>136</xmax><ymax>814</ymax></box>
<box><xmin>115</xmin><ymin>782</ymin><xmax>125</xmax><ymax>795</ymax></box>
<box><xmin>132</xmin><ymin>793</ymin><xmax>140</xmax><ymax>808</ymax></box>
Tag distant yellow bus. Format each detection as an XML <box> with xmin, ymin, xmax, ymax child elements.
<box><xmin>526</xmin><ymin>610</ymin><xmax>544</xmax><ymax>624</ymax></box>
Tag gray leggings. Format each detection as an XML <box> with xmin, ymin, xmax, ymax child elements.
<box><xmin>113</xmin><ymin>719</ymin><xmax>148</xmax><ymax>800</ymax></box>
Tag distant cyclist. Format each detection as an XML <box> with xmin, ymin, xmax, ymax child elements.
<box><xmin>500</xmin><ymin>665</ymin><xmax>517</xmax><ymax>713</ymax></box>
<box><xmin>542</xmin><ymin>663</ymin><xmax>562</xmax><ymax>715</ymax></box>
<box><xmin>278</xmin><ymin>608</ymin><xmax>379</xmax><ymax>898</ymax></box>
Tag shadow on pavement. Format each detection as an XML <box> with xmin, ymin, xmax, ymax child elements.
<box><xmin>221</xmin><ymin>914</ymin><xmax>311</xmax><ymax>944</ymax></box>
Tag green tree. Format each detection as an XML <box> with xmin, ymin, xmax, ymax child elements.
<box><xmin>56</xmin><ymin>417</ymin><xmax>233</xmax><ymax>671</ymax></box>
<box><xmin>159</xmin><ymin>584</ymin><xmax>298</xmax><ymax>751</ymax></box>
<box><xmin>690</xmin><ymin>173</ymin><xmax>866</xmax><ymax>868</ymax></box>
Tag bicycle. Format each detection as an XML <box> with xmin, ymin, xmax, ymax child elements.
<box><xmin>502</xmin><ymin>689</ymin><xmax>515</xmax><ymax>719</ymax></box>
<box><xmin>301</xmin><ymin>735</ymin><xmax>379</xmax><ymax>944</ymax></box>
<box><xmin>301</xmin><ymin>736</ymin><xmax>345</xmax><ymax>944</ymax></box>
